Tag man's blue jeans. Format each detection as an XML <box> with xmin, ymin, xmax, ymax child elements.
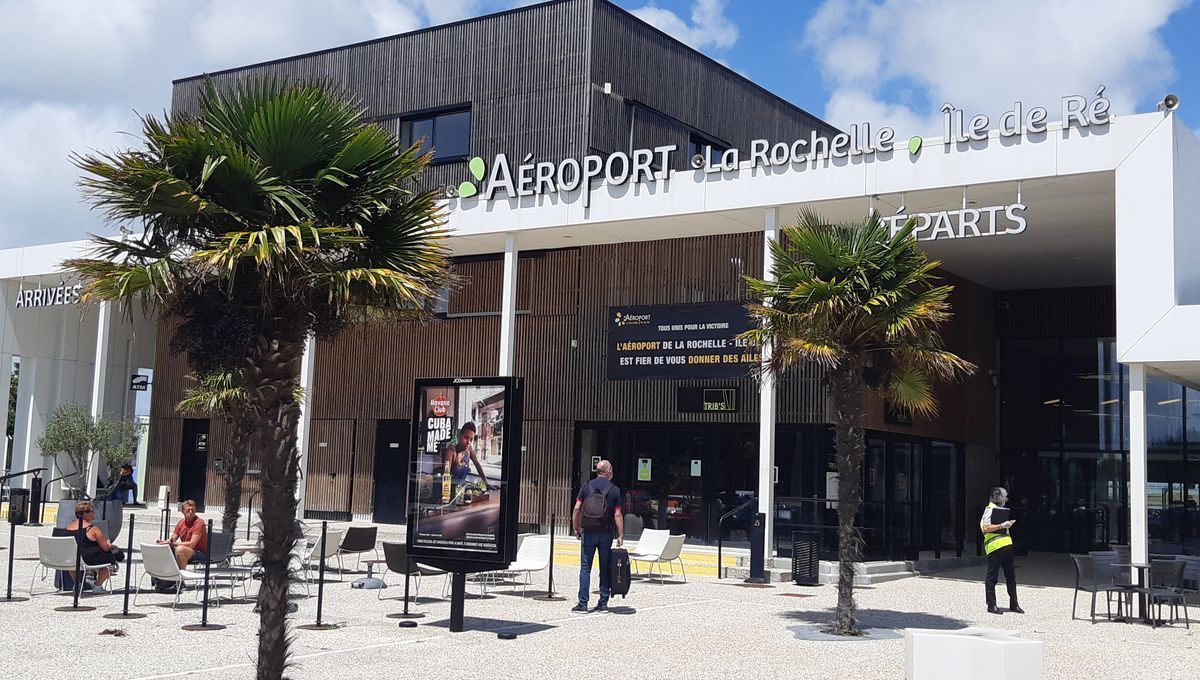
<box><xmin>578</xmin><ymin>530</ymin><xmax>613</xmax><ymax>607</ymax></box>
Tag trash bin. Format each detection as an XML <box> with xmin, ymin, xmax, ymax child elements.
<box><xmin>791</xmin><ymin>531</ymin><xmax>820</xmax><ymax>586</ymax></box>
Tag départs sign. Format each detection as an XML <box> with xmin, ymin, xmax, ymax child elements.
<box><xmin>451</xmin><ymin>87</ymin><xmax>1112</xmax><ymax>213</ymax></box>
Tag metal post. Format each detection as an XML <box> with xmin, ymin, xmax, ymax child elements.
<box><xmin>0</xmin><ymin>522</ymin><xmax>23</xmax><ymax>602</ymax></box>
<box><xmin>298</xmin><ymin>520</ymin><xmax>336</xmax><ymax>630</ymax></box>
<box><xmin>534</xmin><ymin>514</ymin><xmax>563</xmax><ymax>601</ymax></box>
<box><xmin>389</xmin><ymin>555</ymin><xmax>424</xmax><ymax>624</ymax></box>
<box><xmin>316</xmin><ymin>522</ymin><xmax>326</xmax><ymax>625</ymax></box>
<box><xmin>182</xmin><ymin>519</ymin><xmax>225</xmax><ymax>631</ymax></box>
<box><xmin>745</xmin><ymin>509</ymin><xmax>767</xmax><ymax>584</ymax></box>
<box><xmin>54</xmin><ymin>537</ymin><xmax>94</xmax><ymax>612</ymax></box>
<box><xmin>449</xmin><ymin>572</ymin><xmax>467</xmax><ymax>632</ymax></box>
<box><xmin>104</xmin><ymin>514</ymin><xmax>145</xmax><ymax>619</ymax></box>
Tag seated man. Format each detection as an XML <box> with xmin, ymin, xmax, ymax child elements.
<box><xmin>106</xmin><ymin>464</ymin><xmax>138</xmax><ymax>505</ymax></box>
<box><xmin>158</xmin><ymin>499</ymin><xmax>208</xmax><ymax>568</ymax></box>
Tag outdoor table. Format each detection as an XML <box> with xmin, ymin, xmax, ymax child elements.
<box><xmin>1114</xmin><ymin>562</ymin><xmax>1152</xmax><ymax>622</ymax></box>
<box><xmin>352</xmin><ymin>559</ymin><xmax>388</xmax><ymax>589</ymax></box>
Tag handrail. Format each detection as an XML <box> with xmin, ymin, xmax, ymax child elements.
<box><xmin>0</xmin><ymin>467</ymin><xmax>47</xmax><ymax>483</ymax></box>
<box><xmin>716</xmin><ymin>498</ymin><xmax>756</xmax><ymax>580</ymax></box>
<box><xmin>46</xmin><ymin>471</ymin><xmax>78</xmax><ymax>485</ymax></box>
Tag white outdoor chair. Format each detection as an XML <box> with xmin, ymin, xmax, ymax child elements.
<box><xmin>30</xmin><ymin>535</ymin><xmax>117</xmax><ymax>596</ymax></box>
<box><xmin>501</xmin><ymin>536</ymin><xmax>552</xmax><ymax>597</ymax></box>
<box><xmin>631</xmin><ymin>533</ymin><xmax>687</xmax><ymax>583</ymax></box>
<box><xmin>301</xmin><ymin>529</ymin><xmax>345</xmax><ymax>595</ymax></box>
<box><xmin>628</xmin><ymin>529</ymin><xmax>670</xmax><ymax>578</ymax></box>
<box><xmin>31</xmin><ymin>536</ymin><xmax>78</xmax><ymax>596</ymax></box>
<box><xmin>134</xmin><ymin>543</ymin><xmax>204</xmax><ymax>609</ymax></box>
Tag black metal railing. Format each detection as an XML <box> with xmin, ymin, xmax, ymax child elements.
<box><xmin>772</xmin><ymin>496</ymin><xmax>924</xmax><ymax>562</ymax></box>
<box><xmin>716</xmin><ymin>498</ymin><xmax>756</xmax><ymax>579</ymax></box>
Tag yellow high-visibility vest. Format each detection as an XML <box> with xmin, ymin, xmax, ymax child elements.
<box><xmin>981</xmin><ymin>502</ymin><xmax>1013</xmax><ymax>555</ymax></box>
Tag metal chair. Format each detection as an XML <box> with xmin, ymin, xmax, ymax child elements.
<box><xmin>134</xmin><ymin>543</ymin><xmax>204</xmax><ymax>609</ymax></box>
<box><xmin>379</xmin><ymin>541</ymin><xmax>447</xmax><ymax>601</ymax></box>
<box><xmin>337</xmin><ymin>526</ymin><xmax>379</xmax><ymax>573</ymax></box>
<box><xmin>1070</xmin><ymin>553</ymin><xmax>1125</xmax><ymax>623</ymax></box>
<box><xmin>300</xmin><ymin>529</ymin><xmax>345</xmax><ymax>594</ymax></box>
<box><xmin>1134</xmin><ymin>559</ymin><xmax>1190</xmax><ymax>629</ymax></box>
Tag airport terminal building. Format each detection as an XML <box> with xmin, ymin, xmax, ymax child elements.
<box><xmin>3</xmin><ymin>0</ymin><xmax>1199</xmax><ymax>566</ymax></box>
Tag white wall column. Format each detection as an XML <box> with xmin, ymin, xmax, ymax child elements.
<box><xmin>85</xmin><ymin>300</ymin><xmax>112</xmax><ymax>497</ymax></box>
<box><xmin>1128</xmin><ymin>363</ymin><xmax>1149</xmax><ymax>573</ymax></box>
<box><xmin>294</xmin><ymin>334</ymin><xmax>317</xmax><ymax>518</ymax></box>
<box><xmin>498</xmin><ymin>233</ymin><xmax>519</xmax><ymax>376</ymax></box>
<box><xmin>758</xmin><ymin>207</ymin><xmax>780</xmax><ymax>555</ymax></box>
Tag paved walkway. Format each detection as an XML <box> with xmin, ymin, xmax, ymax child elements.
<box><xmin>0</xmin><ymin>516</ymin><xmax>1196</xmax><ymax>679</ymax></box>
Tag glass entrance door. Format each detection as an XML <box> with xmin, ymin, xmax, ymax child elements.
<box><xmin>574</xmin><ymin>423</ymin><xmax>756</xmax><ymax>543</ymax></box>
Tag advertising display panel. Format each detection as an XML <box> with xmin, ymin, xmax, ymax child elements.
<box><xmin>608</xmin><ymin>302</ymin><xmax>757</xmax><ymax>380</ymax></box>
<box><xmin>406</xmin><ymin>377</ymin><xmax>523</xmax><ymax>567</ymax></box>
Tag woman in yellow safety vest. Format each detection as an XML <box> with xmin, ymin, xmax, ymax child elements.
<box><xmin>980</xmin><ymin>487</ymin><xmax>1023</xmax><ymax>615</ymax></box>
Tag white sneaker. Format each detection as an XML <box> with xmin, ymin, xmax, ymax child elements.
<box><xmin>92</xmin><ymin>584</ymin><xmax>108</xmax><ymax>594</ymax></box>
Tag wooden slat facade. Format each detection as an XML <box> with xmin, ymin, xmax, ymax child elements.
<box><xmin>148</xmin><ymin>232</ymin><xmax>998</xmax><ymax>524</ymax></box>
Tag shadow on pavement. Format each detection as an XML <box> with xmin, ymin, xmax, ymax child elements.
<box><xmin>782</xmin><ymin>608</ymin><xmax>970</xmax><ymax>630</ymax></box>
<box><xmin>425</xmin><ymin>617</ymin><xmax>556</xmax><ymax>635</ymax></box>
<box><xmin>920</xmin><ymin>552</ymin><xmax>1077</xmax><ymax>590</ymax></box>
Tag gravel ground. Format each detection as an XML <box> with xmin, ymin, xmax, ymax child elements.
<box><xmin>0</xmin><ymin>514</ymin><xmax>1197</xmax><ymax>679</ymax></box>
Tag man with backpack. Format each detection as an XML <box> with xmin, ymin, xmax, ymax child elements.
<box><xmin>572</xmin><ymin>459</ymin><xmax>624</xmax><ymax>612</ymax></box>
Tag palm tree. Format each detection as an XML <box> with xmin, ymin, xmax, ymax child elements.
<box><xmin>744</xmin><ymin>210</ymin><xmax>974</xmax><ymax>636</ymax></box>
<box><xmin>177</xmin><ymin>370</ymin><xmax>256</xmax><ymax>536</ymax></box>
<box><xmin>67</xmin><ymin>79</ymin><xmax>452</xmax><ymax>679</ymax></box>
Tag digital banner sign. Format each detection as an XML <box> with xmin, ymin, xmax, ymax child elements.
<box><xmin>608</xmin><ymin>302</ymin><xmax>758</xmax><ymax>380</ymax></box>
<box><xmin>407</xmin><ymin>377</ymin><xmax>523</xmax><ymax>567</ymax></box>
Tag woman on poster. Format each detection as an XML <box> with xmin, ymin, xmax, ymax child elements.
<box><xmin>442</xmin><ymin>421</ymin><xmax>490</xmax><ymax>487</ymax></box>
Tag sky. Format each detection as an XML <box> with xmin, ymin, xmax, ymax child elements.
<box><xmin>0</xmin><ymin>0</ymin><xmax>1197</xmax><ymax>248</ymax></box>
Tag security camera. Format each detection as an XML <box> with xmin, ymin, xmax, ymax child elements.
<box><xmin>1158</xmin><ymin>93</ymin><xmax>1180</xmax><ymax>111</ymax></box>
<box><xmin>443</xmin><ymin>184</ymin><xmax>459</xmax><ymax>199</ymax></box>
<box><xmin>690</xmin><ymin>154</ymin><xmax>706</xmax><ymax>169</ymax></box>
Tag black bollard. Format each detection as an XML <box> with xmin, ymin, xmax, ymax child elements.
<box><xmin>533</xmin><ymin>514</ymin><xmax>564</xmax><ymax>601</ymax></box>
<box><xmin>298</xmin><ymin>520</ymin><xmax>337</xmax><ymax>631</ymax></box>
<box><xmin>104</xmin><ymin>514</ymin><xmax>145</xmax><ymax>619</ymax></box>
<box><xmin>183</xmin><ymin>519</ymin><xmax>225</xmax><ymax>631</ymax></box>
<box><xmin>1</xmin><ymin>521</ymin><xmax>29</xmax><ymax>603</ymax></box>
<box><xmin>388</xmin><ymin>556</ymin><xmax>424</xmax><ymax>622</ymax></box>
<box><xmin>54</xmin><ymin>535</ymin><xmax>94</xmax><ymax>612</ymax></box>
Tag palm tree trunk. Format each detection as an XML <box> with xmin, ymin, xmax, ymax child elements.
<box><xmin>220</xmin><ymin>418</ymin><xmax>254</xmax><ymax>535</ymax></box>
<box><xmin>246</xmin><ymin>320</ymin><xmax>306</xmax><ymax>680</ymax></box>
<box><xmin>829</xmin><ymin>361</ymin><xmax>866</xmax><ymax>636</ymax></box>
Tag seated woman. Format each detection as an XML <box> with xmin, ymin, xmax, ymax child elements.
<box><xmin>63</xmin><ymin>501</ymin><xmax>122</xmax><ymax>593</ymax></box>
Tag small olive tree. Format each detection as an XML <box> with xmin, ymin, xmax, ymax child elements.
<box><xmin>36</xmin><ymin>403</ymin><xmax>142</xmax><ymax>500</ymax></box>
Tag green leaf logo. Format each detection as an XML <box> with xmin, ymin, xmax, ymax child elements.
<box><xmin>454</xmin><ymin>156</ymin><xmax>486</xmax><ymax>199</ymax></box>
<box><xmin>908</xmin><ymin>136</ymin><xmax>923</xmax><ymax>156</ymax></box>
<box><xmin>468</xmin><ymin>157</ymin><xmax>486</xmax><ymax>181</ymax></box>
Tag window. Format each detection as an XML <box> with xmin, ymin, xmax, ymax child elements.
<box><xmin>400</xmin><ymin>108</ymin><xmax>471</xmax><ymax>161</ymax></box>
<box><xmin>687</xmin><ymin>134</ymin><xmax>727</xmax><ymax>166</ymax></box>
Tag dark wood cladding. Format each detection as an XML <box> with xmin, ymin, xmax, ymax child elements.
<box><xmin>171</xmin><ymin>0</ymin><xmax>593</xmax><ymax>193</ymax></box>
<box><xmin>588</xmin><ymin>1</ymin><xmax>837</xmax><ymax>160</ymax></box>
<box><xmin>148</xmin><ymin>232</ymin><xmax>1002</xmax><ymax>523</ymax></box>
<box><xmin>995</xmin><ymin>286</ymin><xmax>1115</xmax><ymax>338</ymax></box>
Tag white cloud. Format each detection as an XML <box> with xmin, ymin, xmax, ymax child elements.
<box><xmin>632</xmin><ymin>0</ymin><xmax>739</xmax><ymax>51</ymax></box>
<box><xmin>0</xmin><ymin>0</ymin><xmax>522</xmax><ymax>249</ymax></box>
<box><xmin>0</xmin><ymin>103</ymin><xmax>128</xmax><ymax>246</ymax></box>
<box><xmin>802</xmin><ymin>0</ymin><xmax>1188</xmax><ymax>135</ymax></box>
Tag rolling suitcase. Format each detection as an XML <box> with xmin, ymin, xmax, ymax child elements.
<box><xmin>611</xmin><ymin>547</ymin><xmax>631</xmax><ymax>598</ymax></box>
